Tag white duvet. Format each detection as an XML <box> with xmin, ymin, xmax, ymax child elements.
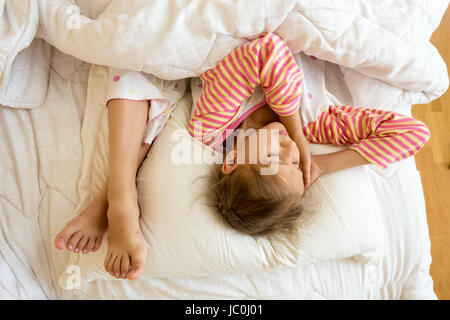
<box><xmin>40</xmin><ymin>0</ymin><xmax>450</xmax><ymax>107</ymax></box>
<box><xmin>1</xmin><ymin>0</ymin><xmax>449</xmax><ymax>109</ymax></box>
<box><xmin>0</xmin><ymin>0</ymin><xmax>448</xmax><ymax>299</ymax></box>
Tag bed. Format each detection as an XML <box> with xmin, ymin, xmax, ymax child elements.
<box><xmin>0</xmin><ymin>0</ymin><xmax>449</xmax><ymax>299</ymax></box>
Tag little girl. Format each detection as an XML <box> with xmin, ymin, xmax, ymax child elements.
<box><xmin>188</xmin><ymin>32</ymin><xmax>431</xmax><ymax>235</ymax></box>
<box><xmin>55</xmin><ymin>68</ymin><xmax>186</xmax><ymax>280</ymax></box>
<box><xmin>54</xmin><ymin>32</ymin><xmax>430</xmax><ymax>281</ymax></box>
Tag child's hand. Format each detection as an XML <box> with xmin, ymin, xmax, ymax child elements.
<box><xmin>310</xmin><ymin>156</ymin><xmax>323</xmax><ymax>185</ymax></box>
<box><xmin>278</xmin><ymin>110</ymin><xmax>312</xmax><ymax>187</ymax></box>
<box><xmin>296</xmin><ymin>138</ymin><xmax>312</xmax><ymax>188</ymax></box>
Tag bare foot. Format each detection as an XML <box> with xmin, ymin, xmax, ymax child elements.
<box><xmin>55</xmin><ymin>187</ymin><xmax>108</xmax><ymax>254</ymax></box>
<box><xmin>104</xmin><ymin>198</ymin><xmax>148</xmax><ymax>280</ymax></box>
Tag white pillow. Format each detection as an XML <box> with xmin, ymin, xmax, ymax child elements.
<box><xmin>58</xmin><ymin>84</ymin><xmax>384</xmax><ymax>288</ymax></box>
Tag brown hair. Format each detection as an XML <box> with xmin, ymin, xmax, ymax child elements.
<box><xmin>208</xmin><ymin>164</ymin><xmax>306</xmax><ymax>236</ymax></box>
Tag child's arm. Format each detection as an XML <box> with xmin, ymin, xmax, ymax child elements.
<box><xmin>191</xmin><ymin>32</ymin><xmax>306</xmax><ymax>148</ymax></box>
<box><xmin>304</xmin><ymin>105</ymin><xmax>430</xmax><ymax>182</ymax></box>
<box><xmin>310</xmin><ymin>149</ymin><xmax>370</xmax><ymax>183</ymax></box>
<box><xmin>279</xmin><ymin>110</ymin><xmax>311</xmax><ymax>187</ymax></box>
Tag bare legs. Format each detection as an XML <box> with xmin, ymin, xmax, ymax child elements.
<box><xmin>55</xmin><ymin>99</ymin><xmax>151</xmax><ymax>280</ymax></box>
<box><xmin>104</xmin><ymin>99</ymin><xmax>149</xmax><ymax>280</ymax></box>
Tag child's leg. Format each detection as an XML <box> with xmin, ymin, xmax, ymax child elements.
<box><xmin>104</xmin><ymin>99</ymin><xmax>149</xmax><ymax>280</ymax></box>
<box><xmin>54</xmin><ymin>141</ymin><xmax>151</xmax><ymax>255</ymax></box>
<box><xmin>55</xmin><ymin>99</ymin><xmax>150</xmax><ymax>280</ymax></box>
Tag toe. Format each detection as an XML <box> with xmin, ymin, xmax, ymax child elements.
<box><xmin>107</xmin><ymin>255</ymin><xmax>117</xmax><ymax>277</ymax></box>
<box><xmin>113</xmin><ymin>255</ymin><xmax>123</xmax><ymax>279</ymax></box>
<box><xmin>75</xmin><ymin>237</ymin><xmax>89</xmax><ymax>254</ymax></box>
<box><xmin>127</xmin><ymin>250</ymin><xmax>147</xmax><ymax>280</ymax></box>
<box><xmin>120</xmin><ymin>255</ymin><xmax>131</xmax><ymax>279</ymax></box>
<box><xmin>92</xmin><ymin>236</ymin><xmax>103</xmax><ymax>252</ymax></box>
<box><xmin>55</xmin><ymin>221</ymin><xmax>80</xmax><ymax>250</ymax></box>
<box><xmin>83</xmin><ymin>238</ymin><xmax>96</xmax><ymax>254</ymax></box>
<box><xmin>104</xmin><ymin>252</ymin><xmax>113</xmax><ymax>272</ymax></box>
<box><xmin>67</xmin><ymin>232</ymin><xmax>83</xmax><ymax>252</ymax></box>
<box><xmin>54</xmin><ymin>237</ymin><xmax>67</xmax><ymax>251</ymax></box>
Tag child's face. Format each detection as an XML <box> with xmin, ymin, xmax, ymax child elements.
<box><xmin>223</xmin><ymin>122</ymin><xmax>305</xmax><ymax>196</ymax></box>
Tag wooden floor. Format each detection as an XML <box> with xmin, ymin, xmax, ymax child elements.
<box><xmin>411</xmin><ymin>7</ymin><xmax>450</xmax><ymax>300</ymax></box>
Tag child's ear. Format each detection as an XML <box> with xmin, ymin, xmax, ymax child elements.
<box><xmin>222</xmin><ymin>150</ymin><xmax>238</xmax><ymax>175</ymax></box>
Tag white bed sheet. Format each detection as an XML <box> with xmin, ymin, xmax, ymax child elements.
<box><xmin>0</xmin><ymin>48</ymin><xmax>436</xmax><ymax>300</ymax></box>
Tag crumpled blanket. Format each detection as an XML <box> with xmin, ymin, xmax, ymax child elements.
<box><xmin>1</xmin><ymin>0</ymin><xmax>448</xmax><ymax>110</ymax></box>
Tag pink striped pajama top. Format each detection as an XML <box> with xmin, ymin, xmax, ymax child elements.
<box><xmin>188</xmin><ymin>33</ymin><xmax>430</xmax><ymax>169</ymax></box>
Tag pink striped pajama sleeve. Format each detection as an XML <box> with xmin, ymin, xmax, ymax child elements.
<box><xmin>189</xmin><ymin>32</ymin><xmax>303</xmax><ymax>145</ymax></box>
<box><xmin>303</xmin><ymin>106</ymin><xmax>431</xmax><ymax>169</ymax></box>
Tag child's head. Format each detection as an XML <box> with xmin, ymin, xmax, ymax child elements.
<box><xmin>209</xmin><ymin>122</ymin><xmax>307</xmax><ymax>236</ymax></box>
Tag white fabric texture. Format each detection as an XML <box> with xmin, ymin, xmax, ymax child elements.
<box><xmin>0</xmin><ymin>48</ymin><xmax>90</xmax><ymax>299</ymax></box>
<box><xmin>0</xmin><ymin>0</ymin><xmax>50</xmax><ymax>108</ymax></box>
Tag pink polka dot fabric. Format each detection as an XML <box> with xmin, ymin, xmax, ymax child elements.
<box><xmin>106</xmin><ymin>67</ymin><xmax>187</xmax><ymax>145</ymax></box>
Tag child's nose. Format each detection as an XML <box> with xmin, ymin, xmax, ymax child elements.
<box><xmin>281</xmin><ymin>139</ymin><xmax>298</xmax><ymax>160</ymax></box>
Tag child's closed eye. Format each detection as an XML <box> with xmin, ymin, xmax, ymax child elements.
<box><xmin>267</xmin><ymin>153</ymin><xmax>280</xmax><ymax>161</ymax></box>
<box><xmin>268</xmin><ymin>153</ymin><xmax>299</xmax><ymax>169</ymax></box>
